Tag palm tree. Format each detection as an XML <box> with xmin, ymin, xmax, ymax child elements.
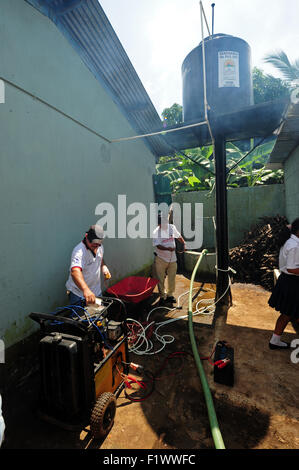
<box><xmin>264</xmin><ymin>50</ymin><xmax>299</xmax><ymax>82</ymax></box>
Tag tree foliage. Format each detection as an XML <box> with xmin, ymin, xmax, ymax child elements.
<box><xmin>253</xmin><ymin>67</ymin><xmax>290</xmax><ymax>104</ymax></box>
<box><xmin>161</xmin><ymin>103</ymin><xmax>183</xmax><ymax>126</ymax></box>
<box><xmin>161</xmin><ymin>67</ymin><xmax>290</xmax><ymax>124</ymax></box>
<box><xmin>157</xmin><ymin>141</ymin><xmax>283</xmax><ymax>193</ymax></box>
<box><xmin>263</xmin><ymin>50</ymin><xmax>299</xmax><ymax>82</ymax></box>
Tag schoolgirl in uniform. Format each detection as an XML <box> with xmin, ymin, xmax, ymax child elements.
<box><xmin>268</xmin><ymin>218</ymin><xmax>299</xmax><ymax>349</ymax></box>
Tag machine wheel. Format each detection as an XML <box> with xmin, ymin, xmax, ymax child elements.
<box><xmin>90</xmin><ymin>392</ymin><xmax>116</xmax><ymax>439</ymax></box>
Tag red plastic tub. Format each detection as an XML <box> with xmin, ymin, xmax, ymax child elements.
<box><xmin>106</xmin><ymin>276</ymin><xmax>159</xmax><ymax>304</ymax></box>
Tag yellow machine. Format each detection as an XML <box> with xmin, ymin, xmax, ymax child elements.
<box><xmin>30</xmin><ymin>297</ymin><xmax>129</xmax><ymax>439</ymax></box>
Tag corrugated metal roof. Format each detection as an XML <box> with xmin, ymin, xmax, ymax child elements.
<box><xmin>269</xmin><ymin>101</ymin><xmax>299</xmax><ymax>166</ymax></box>
<box><xmin>25</xmin><ymin>0</ymin><xmax>173</xmax><ymax>158</ymax></box>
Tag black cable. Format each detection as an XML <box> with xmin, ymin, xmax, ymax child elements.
<box><xmin>153</xmin><ymin>351</ymin><xmax>189</xmax><ymax>380</ymax></box>
<box><xmin>226</xmin><ymin>136</ymin><xmax>267</xmax><ymax>176</ymax></box>
<box><xmin>226</xmin><ymin>119</ymin><xmax>287</xmax><ymax>177</ymax></box>
<box><xmin>124</xmin><ymin>352</ymin><xmax>194</xmax><ymax>402</ymax></box>
<box><xmin>157</xmin><ymin>136</ymin><xmax>215</xmax><ymax>174</ymax></box>
<box><xmin>169</xmin><ymin>145</ymin><xmax>215</xmax><ymax>175</ymax></box>
<box><xmin>161</xmin><ymin>120</ymin><xmax>286</xmax><ymax>180</ymax></box>
<box><xmin>124</xmin><ymin>370</ymin><xmax>155</xmax><ymax>402</ymax></box>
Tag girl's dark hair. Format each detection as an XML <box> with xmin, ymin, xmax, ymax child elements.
<box><xmin>278</xmin><ymin>226</ymin><xmax>291</xmax><ymax>248</ymax></box>
<box><xmin>290</xmin><ymin>218</ymin><xmax>299</xmax><ymax>235</ymax></box>
<box><xmin>278</xmin><ymin>218</ymin><xmax>299</xmax><ymax>248</ymax></box>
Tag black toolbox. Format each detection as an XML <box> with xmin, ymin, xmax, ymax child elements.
<box><xmin>39</xmin><ymin>332</ymin><xmax>94</xmax><ymax>421</ymax></box>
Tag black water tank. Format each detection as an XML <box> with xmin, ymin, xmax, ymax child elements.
<box><xmin>182</xmin><ymin>34</ymin><xmax>253</xmax><ymax>123</ymax></box>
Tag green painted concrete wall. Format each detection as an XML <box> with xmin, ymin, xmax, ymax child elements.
<box><xmin>0</xmin><ymin>0</ymin><xmax>157</xmax><ymax>348</ymax></box>
<box><xmin>284</xmin><ymin>147</ymin><xmax>299</xmax><ymax>224</ymax></box>
<box><xmin>173</xmin><ymin>184</ymin><xmax>285</xmax><ymax>249</ymax></box>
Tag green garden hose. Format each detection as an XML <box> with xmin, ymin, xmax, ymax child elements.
<box><xmin>188</xmin><ymin>249</ymin><xmax>225</xmax><ymax>449</ymax></box>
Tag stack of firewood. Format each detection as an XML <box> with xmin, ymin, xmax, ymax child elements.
<box><xmin>229</xmin><ymin>215</ymin><xmax>290</xmax><ymax>291</ymax></box>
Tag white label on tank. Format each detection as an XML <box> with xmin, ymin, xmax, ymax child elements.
<box><xmin>218</xmin><ymin>51</ymin><xmax>240</xmax><ymax>88</ymax></box>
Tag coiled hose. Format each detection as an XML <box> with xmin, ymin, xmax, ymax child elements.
<box><xmin>188</xmin><ymin>249</ymin><xmax>225</xmax><ymax>449</ymax></box>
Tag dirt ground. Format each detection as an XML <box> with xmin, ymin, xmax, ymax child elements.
<box><xmin>2</xmin><ymin>275</ymin><xmax>299</xmax><ymax>450</ymax></box>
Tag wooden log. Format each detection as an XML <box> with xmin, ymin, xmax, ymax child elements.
<box><xmin>229</xmin><ymin>214</ymin><xmax>289</xmax><ymax>291</ymax></box>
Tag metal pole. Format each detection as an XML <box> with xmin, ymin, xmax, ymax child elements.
<box><xmin>200</xmin><ymin>2</ymin><xmax>209</xmax><ymax>122</ymax></box>
<box><xmin>214</xmin><ymin>134</ymin><xmax>230</xmax><ymax>304</ymax></box>
<box><xmin>211</xmin><ymin>3</ymin><xmax>215</xmax><ymax>36</ymax></box>
<box><xmin>200</xmin><ymin>1</ymin><xmax>211</xmax><ymax>37</ymax></box>
<box><xmin>200</xmin><ymin>2</ymin><xmax>215</xmax><ymax>156</ymax></box>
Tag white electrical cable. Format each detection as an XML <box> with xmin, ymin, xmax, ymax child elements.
<box><xmin>110</xmin><ymin>120</ymin><xmax>208</xmax><ymax>143</ymax></box>
<box><xmin>127</xmin><ymin>286</ymin><xmax>217</xmax><ymax>355</ymax></box>
<box><xmin>127</xmin><ymin>292</ymin><xmax>192</xmax><ymax>355</ymax></box>
<box><xmin>216</xmin><ymin>266</ymin><xmax>237</xmax><ymax>274</ymax></box>
<box><xmin>127</xmin><ymin>260</ymin><xmax>236</xmax><ymax>356</ymax></box>
<box><xmin>145</xmin><ymin>287</ymin><xmax>198</xmax><ymax>323</ymax></box>
<box><xmin>127</xmin><ymin>318</ymin><xmax>155</xmax><ymax>355</ymax></box>
<box><xmin>191</xmin><ymin>273</ymin><xmax>232</xmax><ymax>316</ymax></box>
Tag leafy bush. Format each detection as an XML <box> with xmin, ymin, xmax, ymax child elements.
<box><xmin>156</xmin><ymin>139</ymin><xmax>283</xmax><ymax>193</ymax></box>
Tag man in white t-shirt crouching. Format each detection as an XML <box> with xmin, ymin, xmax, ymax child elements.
<box><xmin>153</xmin><ymin>213</ymin><xmax>185</xmax><ymax>305</ymax></box>
<box><xmin>66</xmin><ymin>225</ymin><xmax>111</xmax><ymax>305</ymax></box>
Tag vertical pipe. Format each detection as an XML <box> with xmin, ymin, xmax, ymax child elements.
<box><xmin>200</xmin><ymin>1</ymin><xmax>209</xmax><ymax>122</ymax></box>
<box><xmin>200</xmin><ymin>2</ymin><xmax>211</xmax><ymax>37</ymax></box>
<box><xmin>200</xmin><ymin>0</ymin><xmax>228</xmax><ymax>304</ymax></box>
<box><xmin>200</xmin><ymin>1</ymin><xmax>215</xmax><ymax>157</ymax></box>
<box><xmin>214</xmin><ymin>134</ymin><xmax>230</xmax><ymax>303</ymax></box>
<box><xmin>212</xmin><ymin>3</ymin><xmax>215</xmax><ymax>36</ymax></box>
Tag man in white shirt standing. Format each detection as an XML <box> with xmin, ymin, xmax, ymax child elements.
<box><xmin>153</xmin><ymin>213</ymin><xmax>185</xmax><ymax>305</ymax></box>
<box><xmin>66</xmin><ymin>225</ymin><xmax>111</xmax><ymax>305</ymax></box>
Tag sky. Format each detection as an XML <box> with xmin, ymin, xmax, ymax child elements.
<box><xmin>99</xmin><ymin>0</ymin><xmax>299</xmax><ymax>117</ymax></box>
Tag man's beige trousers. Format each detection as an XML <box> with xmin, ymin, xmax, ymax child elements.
<box><xmin>153</xmin><ymin>256</ymin><xmax>177</xmax><ymax>299</ymax></box>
